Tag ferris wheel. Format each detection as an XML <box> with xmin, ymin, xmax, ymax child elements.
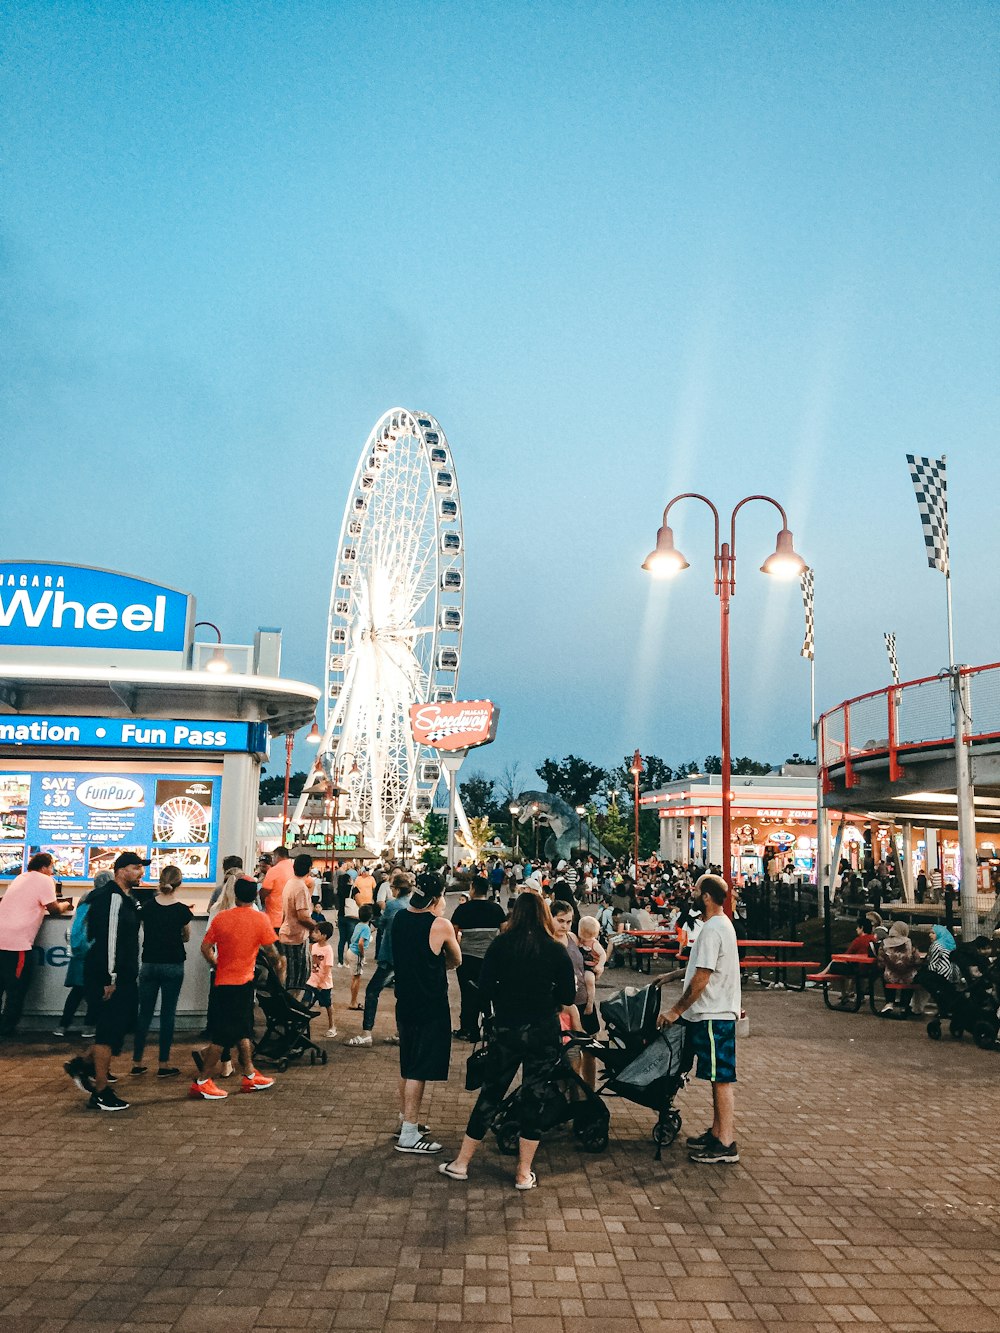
<box><xmin>305</xmin><ymin>408</ymin><xmax>468</xmax><ymax>850</ymax></box>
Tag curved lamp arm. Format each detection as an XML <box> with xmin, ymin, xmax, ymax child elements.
<box><xmin>656</xmin><ymin>493</ymin><xmax>722</xmax><ymax>591</ymax></box>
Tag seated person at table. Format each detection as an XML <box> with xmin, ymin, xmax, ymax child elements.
<box><xmin>814</xmin><ymin>916</ymin><xmax>875</xmax><ymax>1006</ymax></box>
<box><xmin>604</xmin><ymin>912</ymin><xmax>633</xmax><ymax>968</ymax></box>
<box><xmin>877</xmin><ymin>921</ymin><xmax>923</xmax><ymax>1015</ymax></box>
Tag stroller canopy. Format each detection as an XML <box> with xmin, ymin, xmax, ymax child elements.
<box><xmin>601</xmin><ymin>983</ymin><xmax>662</xmax><ymax>1040</ymax></box>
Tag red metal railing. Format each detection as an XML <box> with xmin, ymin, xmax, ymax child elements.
<box><xmin>819</xmin><ymin>661</ymin><xmax>1000</xmax><ymax>793</ymax></box>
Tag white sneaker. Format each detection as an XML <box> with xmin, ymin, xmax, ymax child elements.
<box><xmin>326</xmin><ymin>1027</ymin><xmax>338</xmax><ymax>1038</ymax></box>
<box><xmin>345</xmin><ymin>1033</ymin><xmax>372</xmax><ymax>1047</ymax></box>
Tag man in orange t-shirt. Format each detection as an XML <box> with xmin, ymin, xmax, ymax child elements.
<box><xmin>192</xmin><ymin>878</ymin><xmax>284</xmax><ymax>1100</ymax></box>
<box><xmin>353</xmin><ymin>867</ymin><xmax>376</xmax><ymax>907</ymax></box>
<box><xmin>260</xmin><ymin>846</ymin><xmax>294</xmax><ymax>929</ymax></box>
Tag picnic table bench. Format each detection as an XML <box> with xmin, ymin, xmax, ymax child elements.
<box><xmin>623</xmin><ymin>929</ymin><xmax>678</xmax><ymax>974</ymax></box>
<box><xmin>807</xmin><ymin>955</ymin><xmax>916</xmax><ymax>1015</ymax></box>
<box><xmin>737</xmin><ymin>940</ymin><xmax>820</xmax><ymax>991</ymax></box>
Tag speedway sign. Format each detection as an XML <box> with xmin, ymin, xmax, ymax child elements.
<box><xmin>408</xmin><ymin>700</ymin><xmax>499</xmax><ymax>752</ymax></box>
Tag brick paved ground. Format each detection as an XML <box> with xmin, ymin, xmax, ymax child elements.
<box><xmin>2</xmin><ymin>975</ymin><xmax>999</xmax><ymax>1333</ymax></box>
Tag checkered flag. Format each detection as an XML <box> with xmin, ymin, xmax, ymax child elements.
<box><xmin>884</xmin><ymin>631</ymin><xmax>900</xmax><ymax>685</ymax></box>
<box><xmin>799</xmin><ymin>567</ymin><xmax>814</xmax><ymax>661</ymax></box>
<box><xmin>906</xmin><ymin>454</ymin><xmax>949</xmax><ymax>575</ymax></box>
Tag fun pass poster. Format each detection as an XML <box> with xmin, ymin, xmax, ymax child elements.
<box><xmin>0</xmin><ymin>770</ymin><xmax>220</xmax><ymax>881</ymax></box>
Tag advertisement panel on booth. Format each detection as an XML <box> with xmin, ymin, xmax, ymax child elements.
<box><xmin>408</xmin><ymin>700</ymin><xmax>499</xmax><ymax>752</ymax></box>
<box><xmin>0</xmin><ymin>768</ymin><xmax>220</xmax><ymax>882</ymax></box>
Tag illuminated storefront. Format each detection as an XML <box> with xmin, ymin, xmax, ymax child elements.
<box><xmin>641</xmin><ymin>771</ymin><xmax>825</xmax><ymax>881</ymax></box>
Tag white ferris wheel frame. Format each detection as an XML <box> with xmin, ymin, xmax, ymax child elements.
<box><xmin>295</xmin><ymin>407</ymin><xmax>469</xmax><ymax>853</ymax></box>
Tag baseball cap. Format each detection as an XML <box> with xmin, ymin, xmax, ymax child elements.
<box><xmin>114</xmin><ymin>851</ymin><xmax>152</xmax><ymax>871</ymax></box>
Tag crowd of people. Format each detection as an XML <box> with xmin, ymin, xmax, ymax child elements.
<box><xmin>0</xmin><ymin>844</ymin><xmax>744</xmax><ymax>1181</ymax></box>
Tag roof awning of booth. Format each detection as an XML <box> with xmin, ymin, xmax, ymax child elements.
<box><xmin>0</xmin><ymin>663</ymin><xmax>320</xmax><ymax>736</ymax></box>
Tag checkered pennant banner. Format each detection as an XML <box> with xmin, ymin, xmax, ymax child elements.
<box><xmin>906</xmin><ymin>454</ymin><xmax>949</xmax><ymax>575</ymax></box>
<box><xmin>799</xmin><ymin>567</ymin><xmax>814</xmax><ymax>661</ymax></box>
<box><xmin>884</xmin><ymin>631</ymin><xmax>900</xmax><ymax>685</ymax></box>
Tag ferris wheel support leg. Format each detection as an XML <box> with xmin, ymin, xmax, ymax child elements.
<box><xmin>453</xmin><ymin>787</ymin><xmax>473</xmax><ymax>848</ymax></box>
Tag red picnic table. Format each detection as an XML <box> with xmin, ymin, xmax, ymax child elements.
<box><xmin>807</xmin><ymin>953</ymin><xmax>879</xmax><ymax>1012</ymax></box>
<box><xmin>623</xmin><ymin>929</ymin><xmax>679</xmax><ymax>973</ymax></box>
<box><xmin>737</xmin><ymin>939</ymin><xmax>820</xmax><ymax>991</ymax></box>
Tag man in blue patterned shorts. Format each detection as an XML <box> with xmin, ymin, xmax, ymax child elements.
<box><xmin>658</xmin><ymin>874</ymin><xmax>741</xmax><ymax>1164</ymax></box>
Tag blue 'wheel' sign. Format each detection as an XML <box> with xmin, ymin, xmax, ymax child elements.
<box><xmin>0</xmin><ymin>563</ymin><xmax>191</xmax><ymax>652</ymax></box>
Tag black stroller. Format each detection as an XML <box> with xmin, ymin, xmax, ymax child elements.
<box><xmin>252</xmin><ymin>955</ymin><xmax>329</xmax><ymax>1070</ymax></box>
<box><xmin>489</xmin><ymin>1029</ymin><xmax>612</xmax><ymax>1156</ymax></box>
<box><xmin>593</xmin><ymin>982</ymin><xmax>689</xmax><ymax>1157</ymax></box>
<box><xmin>918</xmin><ymin>950</ymin><xmax>999</xmax><ymax>1049</ymax></box>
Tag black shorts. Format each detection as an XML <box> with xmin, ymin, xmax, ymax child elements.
<box><xmin>87</xmin><ymin>979</ymin><xmax>138</xmax><ymax>1056</ymax></box>
<box><xmin>397</xmin><ymin>1016</ymin><xmax>451</xmax><ymax>1082</ymax></box>
<box><xmin>207</xmin><ymin>983</ymin><xmax>256</xmax><ymax>1048</ymax></box>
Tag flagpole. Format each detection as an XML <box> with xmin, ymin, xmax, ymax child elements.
<box><xmin>942</xmin><ymin>455</ymin><xmax>955</xmax><ymax>670</ymax></box>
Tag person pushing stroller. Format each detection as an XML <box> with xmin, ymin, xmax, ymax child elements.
<box><xmin>656</xmin><ymin>874</ymin><xmax>742</xmax><ymax>1165</ymax></box>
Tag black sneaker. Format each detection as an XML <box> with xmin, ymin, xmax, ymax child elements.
<box><xmin>86</xmin><ymin>1087</ymin><xmax>130</xmax><ymax>1112</ymax></box>
<box><xmin>689</xmin><ymin>1139</ymin><xmax>739</xmax><ymax>1164</ymax></box>
<box><xmin>64</xmin><ymin>1057</ymin><xmax>94</xmax><ymax>1094</ymax></box>
<box><xmin>686</xmin><ymin>1128</ymin><xmax>716</xmax><ymax>1150</ymax></box>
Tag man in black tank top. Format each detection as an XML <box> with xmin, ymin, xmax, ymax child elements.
<box><xmin>390</xmin><ymin>875</ymin><xmax>461</xmax><ymax>1154</ymax></box>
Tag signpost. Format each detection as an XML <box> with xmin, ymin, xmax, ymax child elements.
<box><xmin>408</xmin><ymin>700</ymin><xmax>499</xmax><ymax>869</ymax></box>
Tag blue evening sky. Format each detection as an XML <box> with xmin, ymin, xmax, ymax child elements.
<box><xmin>2</xmin><ymin>2</ymin><xmax>998</xmax><ymax>783</ymax></box>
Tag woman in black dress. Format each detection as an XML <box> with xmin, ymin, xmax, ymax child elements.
<box><xmin>439</xmin><ymin>893</ymin><xmax>576</xmax><ymax>1190</ymax></box>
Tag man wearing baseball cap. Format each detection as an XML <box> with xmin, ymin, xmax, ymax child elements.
<box><xmin>64</xmin><ymin>851</ymin><xmax>149</xmax><ymax>1111</ymax></box>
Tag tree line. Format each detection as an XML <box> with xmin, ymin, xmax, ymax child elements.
<box><xmin>457</xmin><ymin>752</ymin><xmax>812</xmax><ymax>860</ymax></box>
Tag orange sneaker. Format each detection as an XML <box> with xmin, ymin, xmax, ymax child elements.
<box><xmin>241</xmin><ymin>1071</ymin><xmax>275</xmax><ymax>1093</ymax></box>
<box><xmin>188</xmin><ymin>1078</ymin><xmax>228</xmax><ymax>1100</ymax></box>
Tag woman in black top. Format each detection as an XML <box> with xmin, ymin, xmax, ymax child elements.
<box><xmin>131</xmin><ymin>865</ymin><xmax>193</xmax><ymax>1076</ymax></box>
<box><xmin>439</xmin><ymin>893</ymin><xmax>575</xmax><ymax>1191</ymax></box>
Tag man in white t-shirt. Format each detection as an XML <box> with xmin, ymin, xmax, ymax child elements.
<box><xmin>658</xmin><ymin>874</ymin><xmax>741</xmax><ymax>1164</ymax></box>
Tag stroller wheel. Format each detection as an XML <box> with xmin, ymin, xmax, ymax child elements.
<box><xmin>949</xmin><ymin>1021</ymin><xmax>964</xmax><ymax>1041</ymax></box>
<box><xmin>321</xmin><ymin>1050</ymin><xmax>328</xmax><ymax>1065</ymax></box>
<box><xmin>278</xmin><ymin>1059</ymin><xmax>289</xmax><ymax>1071</ymax></box>
<box><xmin>926</xmin><ymin>1019</ymin><xmax>942</xmax><ymax>1040</ymax></box>
<box><xmin>653</xmin><ymin>1110</ymin><xmax>681</xmax><ymax>1148</ymax></box>
<box><xmin>495</xmin><ymin>1122</ymin><xmax>520</xmax><ymax>1156</ymax></box>
<box><xmin>973</xmin><ymin>1021</ymin><xmax>997</xmax><ymax>1050</ymax></box>
<box><xmin>579</xmin><ymin>1125</ymin><xmax>609</xmax><ymax>1153</ymax></box>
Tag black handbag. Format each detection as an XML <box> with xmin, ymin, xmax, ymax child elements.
<box><xmin>465</xmin><ymin>1044</ymin><xmax>490</xmax><ymax>1091</ymax></box>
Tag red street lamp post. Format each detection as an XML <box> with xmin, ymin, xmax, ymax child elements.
<box><xmin>629</xmin><ymin>750</ymin><xmax>642</xmax><ymax>876</ymax></box>
<box><xmin>642</xmin><ymin>495</ymin><xmax>805</xmax><ymax>912</ymax></box>
<box><xmin>282</xmin><ymin>718</ymin><xmax>322</xmax><ymax>848</ymax></box>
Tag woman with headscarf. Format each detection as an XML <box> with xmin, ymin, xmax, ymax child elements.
<box><xmin>877</xmin><ymin>920</ymin><xmax>922</xmax><ymax>1015</ymax></box>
